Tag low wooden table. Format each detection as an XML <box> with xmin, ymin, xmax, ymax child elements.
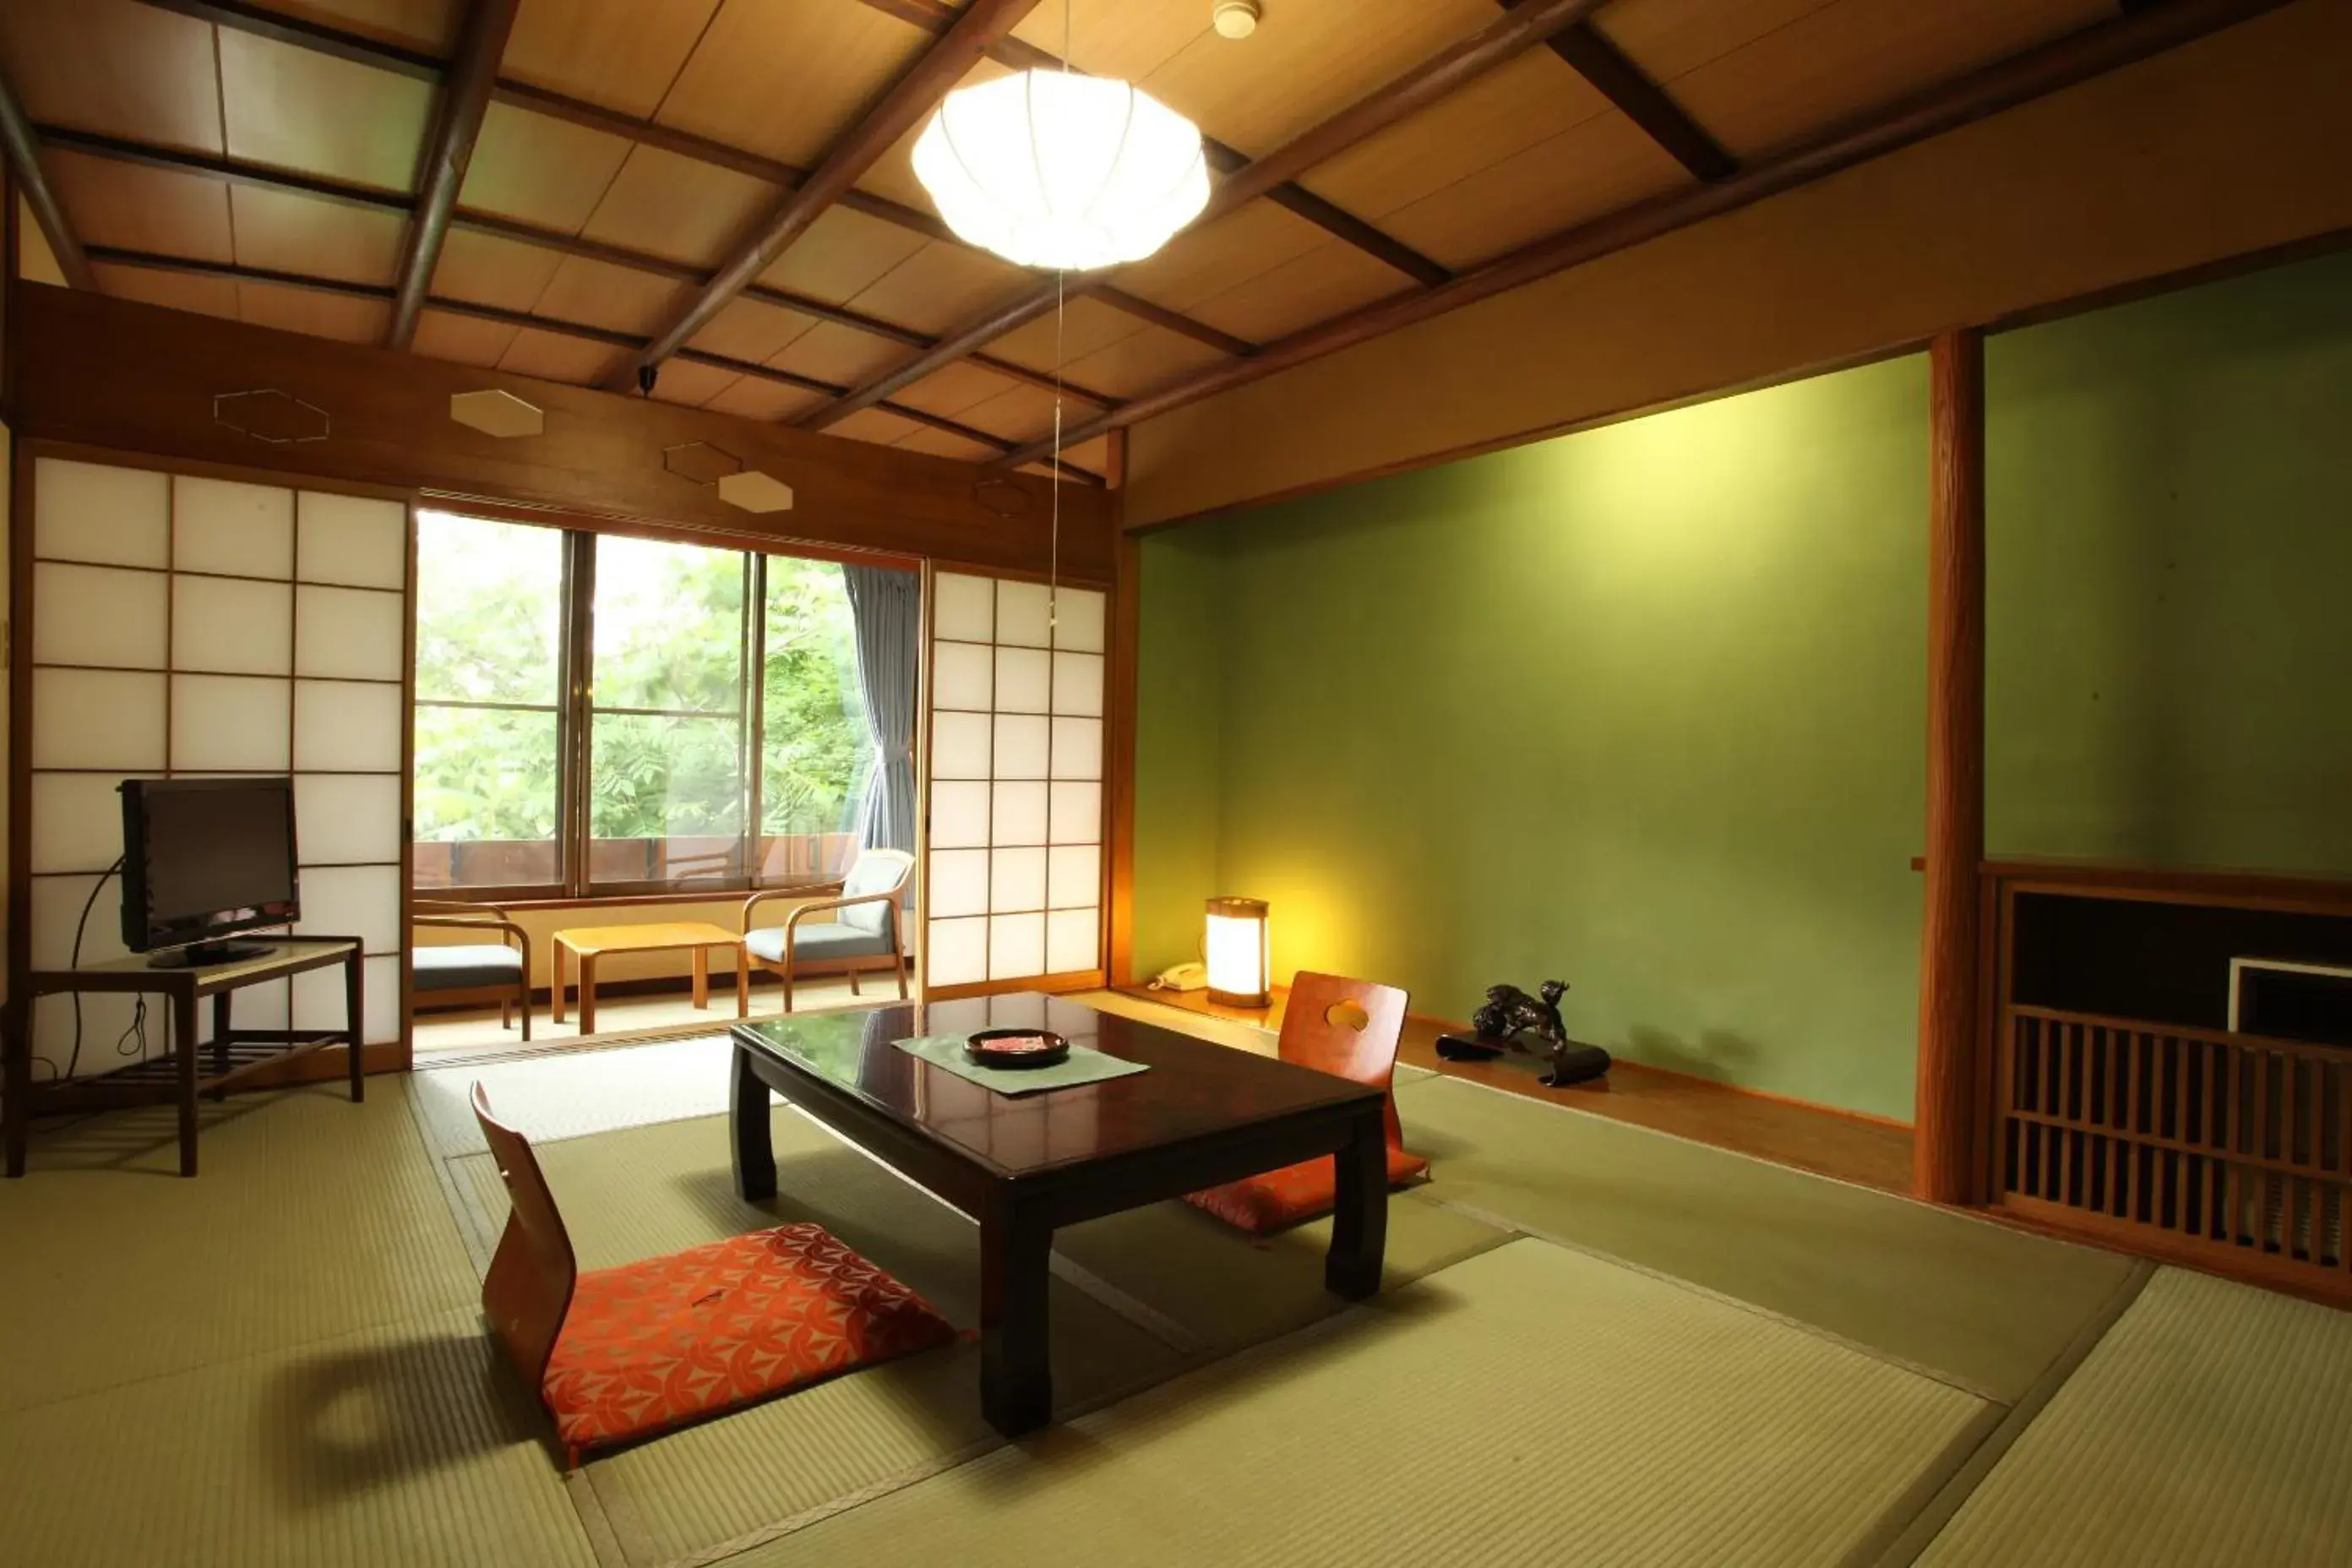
<box><xmin>552</xmin><ymin>921</ymin><xmax>747</xmax><ymax>1036</ymax></box>
<box><xmin>730</xmin><ymin>995</ymin><xmax>1389</xmax><ymax>1436</ymax></box>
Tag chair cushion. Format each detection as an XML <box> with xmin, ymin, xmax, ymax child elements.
<box><xmin>837</xmin><ymin>852</ymin><xmax>912</xmax><ymax>935</ymax></box>
<box><xmin>542</xmin><ymin>1222</ymin><xmax>956</xmax><ymax>1461</ymax></box>
<box><xmin>1184</xmin><ymin>1146</ymin><xmax>1431</xmax><ymax>1236</ymax></box>
<box><xmin>744</xmin><ymin>923</ymin><xmax>894</xmax><ymax>966</ymax></box>
<box><xmin>412</xmin><ymin>944</ymin><xmax>523</xmax><ymax>991</ymax></box>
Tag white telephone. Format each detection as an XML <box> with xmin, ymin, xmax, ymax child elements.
<box><xmin>1149</xmin><ymin>961</ymin><xmax>1208</xmax><ymax>993</ymax></box>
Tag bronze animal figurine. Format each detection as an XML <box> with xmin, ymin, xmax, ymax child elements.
<box><xmin>1462</xmin><ymin>978</ymin><xmax>1608</xmax><ymax>1087</ymax></box>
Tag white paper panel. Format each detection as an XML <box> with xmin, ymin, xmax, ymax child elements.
<box><xmin>227</xmin><ymin>978</ymin><xmax>291</xmax><ymax>1031</ymax></box>
<box><xmin>1048</xmin><ymin>717</ymin><xmax>1102</xmax><ymax>780</ymax></box>
<box><xmin>294</xmin><ymin>680</ymin><xmax>403</xmax><ymax>771</ymax></box>
<box><xmin>172</xmin><ymin>574</ymin><xmax>293</xmax><ymax>674</ymax></box>
<box><xmin>292</xmin><ymin>953</ymin><xmax>400</xmax><ymax>1043</ymax></box>
<box><xmin>930</xmin><ymin>780</ymin><xmax>990</xmax><ymax>849</ymax></box>
<box><xmin>1046</xmin><ymin>906</ymin><xmax>1098</xmax><ymax>973</ymax></box>
<box><xmin>994</xmin><ymin>648</ymin><xmax>1050</xmax><ymax>714</ymax></box>
<box><xmin>176</xmin><ymin>477</ymin><xmax>294</xmax><ymax>578</ymax></box>
<box><xmin>296</xmin><ymin>773</ymin><xmax>404</xmax><ymax>863</ymax></box>
<box><xmin>992</xmin><ymin>714</ymin><xmax>1049</xmax><ymax>780</ymax></box>
<box><xmin>1052</xmin><ymin>652</ymin><xmax>1104</xmax><ymax>717</ymax></box>
<box><xmin>172</xmin><ymin>675</ymin><xmax>291</xmax><ymax>770</ymax></box>
<box><xmin>932</xmin><ymin>640</ymin><xmax>993</xmax><ymax>710</ymax></box>
<box><xmin>987</xmin><ymin>912</ymin><xmax>1045</xmax><ymax>980</ymax></box>
<box><xmin>1048</xmin><ymin>781</ymin><xmax>1102</xmax><ymax>846</ymax></box>
<box><xmin>991</xmin><ymin>780</ymin><xmax>1047</xmax><ymax>846</ymax></box>
<box><xmin>995</xmin><ymin>580</ymin><xmax>1052</xmax><ymax>648</ymax></box>
<box><xmin>1054</xmin><ymin>587</ymin><xmax>1107</xmax><ymax>653</ymax></box>
<box><xmin>297</xmin><ymin>863</ymin><xmax>402</xmax><ymax>953</ymax></box>
<box><xmin>32</xmin><ymin>668</ymin><xmax>166</xmax><ymax>770</ymax></box>
<box><xmin>1047</xmin><ymin>844</ymin><xmax>1099</xmax><ymax>909</ymax></box>
<box><xmin>35</xmin><ymin>459</ymin><xmax>169</xmax><ymax>567</ymax></box>
<box><xmin>298</xmin><ymin>493</ymin><xmax>407</xmax><ymax>588</ymax></box>
<box><xmin>30</xmin><ymin>772</ymin><xmax>152</xmax><ymax>874</ymax></box>
<box><xmin>930</xmin><ymin>711</ymin><xmax>991</xmax><ymax>780</ymax></box>
<box><xmin>933</xmin><ymin>572</ymin><xmax>994</xmax><ymax>642</ymax></box>
<box><xmin>929</xmin><ymin>847</ymin><xmax>989</xmax><ymax>918</ymax></box>
<box><xmin>30</xmin><ymin>873</ymin><xmax>134</xmax><ymax>968</ymax></box>
<box><xmin>295</xmin><ymin>585</ymin><xmax>405</xmax><ymax>680</ymax></box>
<box><xmin>927</xmin><ymin>916</ymin><xmax>988</xmax><ymax>986</ymax></box>
<box><xmin>35</xmin><ymin>563</ymin><xmax>169</xmax><ymax>668</ymax></box>
<box><xmin>989</xmin><ymin>847</ymin><xmax>1046</xmax><ymax>913</ymax></box>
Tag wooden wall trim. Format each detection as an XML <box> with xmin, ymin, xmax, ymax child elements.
<box><xmin>1</xmin><ymin>283</ymin><xmax>1114</xmax><ymax>581</ymax></box>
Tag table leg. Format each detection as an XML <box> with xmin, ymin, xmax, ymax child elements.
<box><xmin>733</xmin><ymin>943</ymin><xmax>749</xmax><ymax>1019</ymax></box>
<box><xmin>5</xmin><ymin>997</ymin><xmax>29</xmax><ymax>1178</ymax></box>
<box><xmin>1325</xmin><ymin>1106</ymin><xmax>1388</xmax><ymax>1299</ymax></box>
<box><xmin>579</xmin><ymin>955</ymin><xmax>598</xmax><ymax>1037</ymax></box>
<box><xmin>693</xmin><ymin>945</ymin><xmax>710</xmax><ymax>1010</ymax></box>
<box><xmin>345</xmin><ymin>947</ymin><xmax>366</xmax><ymax>1102</ymax></box>
<box><xmin>980</xmin><ymin>1194</ymin><xmax>1054</xmax><ymax>1436</ymax></box>
<box><xmin>550</xmin><ymin>943</ymin><xmax>568</xmax><ymax>1025</ymax></box>
<box><xmin>210</xmin><ymin>992</ymin><xmax>231</xmax><ymax>1094</ymax></box>
<box><xmin>174</xmin><ymin>991</ymin><xmax>200</xmax><ymax>1179</ymax></box>
<box><xmin>730</xmin><ymin>1045</ymin><xmax>776</xmax><ymax>1202</ymax></box>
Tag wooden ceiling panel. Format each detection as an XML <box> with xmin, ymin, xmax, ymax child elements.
<box><xmin>944</xmin><ymin>382</ymin><xmax>1061</xmax><ymax>444</ymax></box>
<box><xmin>458</xmin><ymin>102</ymin><xmax>635</xmax><ymax>232</ymax></box>
<box><xmin>1010</xmin><ymin>0</ymin><xmax>1206</xmax><ymax>81</ymax></box>
<box><xmin>1599</xmin><ymin>0</ymin><xmax>1840</xmax><ymax>83</ymax></box>
<box><xmin>498</xmin><ymin>324</ymin><xmax>623</xmax><ymax>384</ymax></box>
<box><xmin>47</xmin><ymin>149</ymin><xmax>234</xmax><ymax>261</ymax></box>
<box><xmin>237</xmin><ymin>280</ymin><xmax>392</xmax><ymax>342</ymax></box>
<box><xmin>825</xmin><ymin>406</ymin><xmax>928</xmax><ymax>447</ymax></box>
<box><xmin>893</xmin><ymin>425</ymin><xmax>1000</xmax><ymax>463</ymax></box>
<box><xmin>988</xmin><ymin>294</ymin><xmax>1149</xmax><ymax>376</ymax></box>
<box><xmin>1184</xmin><ymin>237</ymin><xmax>1407</xmax><ymax>344</ymax></box>
<box><xmin>230</xmin><ymin>184</ymin><xmax>407</xmax><ymax>285</ymax></box>
<box><xmin>1137</xmin><ymin>0</ymin><xmax>1498</xmax><ymax>159</ymax></box>
<box><xmin>756</xmin><ymin>205</ymin><xmax>928</xmax><ymax>305</ymax></box>
<box><xmin>849</xmin><ymin>57</ymin><xmax>1006</xmax><ymax>217</ymax></box>
<box><xmin>217</xmin><ymin>30</ymin><xmax>436</xmax><ymax>191</ymax></box>
<box><xmin>248</xmin><ymin>0</ymin><xmax>462</xmax><ymax>52</ymax></box>
<box><xmin>411</xmin><ymin>308</ymin><xmax>520</xmax><ymax>368</ymax></box>
<box><xmin>655</xmin><ymin>0</ymin><xmax>933</xmax><ymax>168</ymax></box>
<box><xmin>686</xmin><ymin>297</ymin><xmax>821</xmax><ymax>365</ymax></box>
<box><xmin>1302</xmin><ymin>49</ymin><xmax>1611</xmax><ymax>224</ymax></box>
<box><xmin>841</xmin><ymin>242</ymin><xmax>1032</xmax><ymax>335</ymax></box>
<box><xmin>1670</xmin><ymin>0</ymin><xmax>2115</xmax><ymax>159</ymax></box>
<box><xmin>1380</xmin><ymin>110</ymin><xmax>1690</xmax><ymax>270</ymax></box>
<box><xmin>426</xmin><ymin>227</ymin><xmax>567</xmax><ymax>312</ymax></box>
<box><xmin>1114</xmin><ymin>202</ymin><xmax>1329</xmax><ymax>316</ymax></box>
<box><xmin>1057</xmin><ymin>433</ymin><xmax>1112</xmax><ymax>479</ymax></box>
<box><xmin>885</xmin><ymin>361</ymin><xmax>1022</xmax><ymax>421</ymax></box>
<box><xmin>0</xmin><ymin>0</ymin><xmax>224</xmax><ymax>154</ymax></box>
<box><xmin>578</xmin><ymin>145</ymin><xmax>782</xmax><ymax>270</ymax></box>
<box><xmin>766</xmin><ymin>322</ymin><xmax>909</xmax><ymax>389</ymax></box>
<box><xmin>91</xmin><ymin>260</ymin><xmax>241</xmax><ymax>321</ymax></box>
<box><xmin>530</xmin><ymin>255</ymin><xmax>694</xmax><ymax>335</ymax></box>
<box><xmin>505</xmin><ymin>0</ymin><xmax>723</xmax><ymax>120</ymax></box>
<box><xmin>1056</xmin><ymin>323</ymin><xmax>1226</xmax><ymax>397</ymax></box>
<box><xmin>646</xmin><ymin>356</ymin><xmax>741</xmax><ymax>407</ymax></box>
<box><xmin>704</xmin><ymin>376</ymin><xmax>827</xmax><ymax>423</ymax></box>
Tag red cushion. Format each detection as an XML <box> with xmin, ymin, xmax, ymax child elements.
<box><xmin>543</xmin><ymin>1222</ymin><xmax>956</xmax><ymax>1460</ymax></box>
<box><xmin>1184</xmin><ymin>1146</ymin><xmax>1430</xmax><ymax>1236</ymax></box>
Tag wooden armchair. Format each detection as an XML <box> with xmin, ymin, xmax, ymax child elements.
<box><xmin>412</xmin><ymin>900</ymin><xmax>532</xmax><ymax>1040</ymax></box>
<box><xmin>741</xmin><ymin>849</ymin><xmax>914</xmax><ymax>1013</ymax></box>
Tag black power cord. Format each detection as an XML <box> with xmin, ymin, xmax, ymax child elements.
<box><xmin>56</xmin><ymin>856</ymin><xmax>133</xmax><ymax>1082</ymax></box>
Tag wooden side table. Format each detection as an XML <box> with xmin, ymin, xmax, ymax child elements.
<box><xmin>6</xmin><ymin>938</ymin><xmax>366</xmax><ymax>1179</ymax></box>
<box><xmin>550</xmin><ymin>922</ymin><xmax>748</xmax><ymax>1036</ymax></box>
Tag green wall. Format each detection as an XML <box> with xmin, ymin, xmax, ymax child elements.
<box><xmin>1135</xmin><ymin>249</ymin><xmax>2352</xmax><ymax>1122</ymax></box>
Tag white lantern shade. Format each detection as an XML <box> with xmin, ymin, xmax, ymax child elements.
<box><xmin>1204</xmin><ymin>896</ymin><xmax>1270</xmax><ymax>1008</ymax></box>
<box><xmin>913</xmin><ymin>71</ymin><xmax>1211</xmax><ymax>272</ymax></box>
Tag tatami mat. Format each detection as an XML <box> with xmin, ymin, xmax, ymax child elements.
<box><xmin>1396</xmin><ymin>1074</ymin><xmax>2142</xmax><ymax>1402</ymax></box>
<box><xmin>732</xmin><ymin>1237</ymin><xmax>1992</xmax><ymax>1568</ymax></box>
<box><xmin>412</xmin><ymin>1034</ymin><xmax>744</xmax><ymax>1158</ymax></box>
<box><xmin>1916</xmin><ymin>1267</ymin><xmax>2352</xmax><ymax>1567</ymax></box>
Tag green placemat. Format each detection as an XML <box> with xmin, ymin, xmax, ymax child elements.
<box><xmin>892</xmin><ymin>1035</ymin><xmax>1149</xmax><ymax>1096</ymax></box>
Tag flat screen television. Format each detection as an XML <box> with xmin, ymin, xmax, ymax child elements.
<box><xmin>119</xmin><ymin>777</ymin><xmax>301</xmax><ymax>966</ymax></box>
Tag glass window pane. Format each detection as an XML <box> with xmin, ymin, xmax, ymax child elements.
<box><xmin>759</xmin><ymin>556</ymin><xmax>875</xmax><ymax>887</ymax></box>
<box><xmin>415</xmin><ymin>513</ymin><xmax>563</xmax><ymax>706</ymax></box>
<box><xmin>589</xmin><ymin>714</ymin><xmax>745</xmax><ymax>885</ymax></box>
<box><xmin>411</xmin><ymin>705</ymin><xmax>560</xmax><ymax>889</ymax></box>
<box><xmin>594</xmin><ymin>536</ymin><xmax>747</xmax><ymax>712</ymax></box>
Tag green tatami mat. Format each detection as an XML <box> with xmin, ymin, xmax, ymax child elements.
<box><xmin>413</xmin><ymin>1034</ymin><xmax>742</xmax><ymax>1158</ymax></box>
<box><xmin>736</xmin><ymin>1237</ymin><xmax>1991</xmax><ymax>1568</ymax></box>
<box><xmin>0</xmin><ymin>1081</ymin><xmax>478</xmax><ymax>1414</ymax></box>
<box><xmin>0</xmin><ymin>1304</ymin><xmax>593</xmax><ymax>1568</ymax></box>
<box><xmin>1918</xmin><ymin>1267</ymin><xmax>2352</xmax><ymax>1567</ymax></box>
<box><xmin>1396</xmin><ymin>1075</ymin><xmax>2141</xmax><ymax>1402</ymax></box>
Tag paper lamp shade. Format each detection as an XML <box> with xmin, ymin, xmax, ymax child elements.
<box><xmin>1204</xmin><ymin>896</ymin><xmax>1270</xmax><ymax>1008</ymax></box>
<box><xmin>913</xmin><ymin>71</ymin><xmax>1210</xmax><ymax>272</ymax></box>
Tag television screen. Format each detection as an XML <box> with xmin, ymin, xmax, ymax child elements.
<box><xmin>120</xmin><ymin>778</ymin><xmax>300</xmax><ymax>957</ymax></box>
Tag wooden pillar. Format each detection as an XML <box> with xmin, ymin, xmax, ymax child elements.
<box><xmin>1103</xmin><ymin>431</ymin><xmax>1140</xmax><ymax>987</ymax></box>
<box><xmin>1916</xmin><ymin>328</ymin><xmax>1986</xmax><ymax>1204</ymax></box>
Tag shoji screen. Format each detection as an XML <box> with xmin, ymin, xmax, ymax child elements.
<box><xmin>924</xmin><ymin>571</ymin><xmax>1108</xmax><ymax>990</ymax></box>
<box><xmin>23</xmin><ymin>458</ymin><xmax>411</xmax><ymax>1079</ymax></box>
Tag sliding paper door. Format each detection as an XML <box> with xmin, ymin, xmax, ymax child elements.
<box><xmin>923</xmin><ymin>570</ymin><xmax>1107</xmax><ymax>991</ymax></box>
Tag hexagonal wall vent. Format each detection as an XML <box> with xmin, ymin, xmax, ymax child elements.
<box><xmin>663</xmin><ymin>442</ymin><xmax>743</xmax><ymax>486</ymax></box>
<box><xmin>449</xmin><ymin>388</ymin><xmax>544</xmax><ymax>438</ymax></box>
<box><xmin>717</xmin><ymin>471</ymin><xmax>794</xmax><ymax>514</ymax></box>
<box><xmin>214</xmin><ymin>389</ymin><xmax>329</xmax><ymax>445</ymax></box>
<box><xmin>973</xmin><ymin>477</ymin><xmax>1032</xmax><ymax>518</ymax></box>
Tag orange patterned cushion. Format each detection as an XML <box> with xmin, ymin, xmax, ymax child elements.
<box><xmin>1184</xmin><ymin>1146</ymin><xmax>1430</xmax><ymax>1235</ymax></box>
<box><xmin>543</xmin><ymin>1222</ymin><xmax>956</xmax><ymax>1461</ymax></box>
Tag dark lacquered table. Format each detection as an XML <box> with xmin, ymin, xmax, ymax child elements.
<box><xmin>729</xmin><ymin>994</ymin><xmax>1389</xmax><ymax>1435</ymax></box>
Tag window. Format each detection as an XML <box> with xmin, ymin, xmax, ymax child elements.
<box><xmin>411</xmin><ymin>512</ymin><xmax>882</xmax><ymax>897</ymax></box>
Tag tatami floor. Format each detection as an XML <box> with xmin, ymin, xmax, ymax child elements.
<box><xmin>411</xmin><ymin>975</ymin><xmax>883</xmax><ymax>1059</ymax></box>
<box><xmin>3</xmin><ymin>997</ymin><xmax>2348</xmax><ymax>1567</ymax></box>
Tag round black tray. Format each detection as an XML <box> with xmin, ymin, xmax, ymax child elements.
<box><xmin>964</xmin><ymin>1027</ymin><xmax>1070</xmax><ymax>1070</ymax></box>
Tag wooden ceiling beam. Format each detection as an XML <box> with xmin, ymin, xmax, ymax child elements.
<box><xmin>802</xmin><ymin>0</ymin><xmax>1603</xmax><ymax>432</ymax></box>
<box><xmin>607</xmin><ymin>0</ymin><xmax>1046</xmax><ymax>389</ymax></box>
<box><xmin>1002</xmin><ymin>0</ymin><xmax>2293</xmax><ymax>468</ymax></box>
<box><xmin>32</xmin><ymin>125</ymin><xmax>1121</xmax><ymax>411</ymax></box>
<box><xmin>0</xmin><ymin>64</ymin><xmax>96</xmax><ymax>290</ymax></box>
<box><xmin>1521</xmin><ymin>11</ymin><xmax>1736</xmax><ymax>182</ymax></box>
<box><xmin>388</xmin><ymin>0</ymin><xmax>520</xmax><ymax>348</ymax></box>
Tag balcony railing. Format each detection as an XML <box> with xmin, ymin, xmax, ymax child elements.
<box><xmin>411</xmin><ymin>831</ymin><xmax>859</xmax><ymax>892</ymax></box>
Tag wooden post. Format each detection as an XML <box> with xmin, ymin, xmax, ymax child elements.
<box><xmin>1916</xmin><ymin>328</ymin><xmax>1986</xmax><ymax>1204</ymax></box>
